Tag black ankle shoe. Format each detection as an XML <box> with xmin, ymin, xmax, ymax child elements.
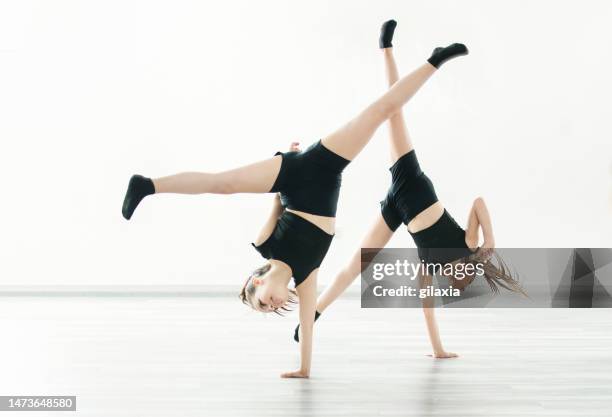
<box><xmin>379</xmin><ymin>19</ymin><xmax>397</xmax><ymax>49</ymax></box>
<box><xmin>122</xmin><ymin>174</ymin><xmax>155</xmax><ymax>220</ymax></box>
<box><xmin>293</xmin><ymin>310</ymin><xmax>322</xmax><ymax>343</ymax></box>
<box><xmin>427</xmin><ymin>43</ymin><xmax>468</xmax><ymax>68</ymax></box>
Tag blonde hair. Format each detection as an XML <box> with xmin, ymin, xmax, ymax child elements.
<box><xmin>238</xmin><ymin>263</ymin><xmax>298</xmax><ymax>315</ymax></box>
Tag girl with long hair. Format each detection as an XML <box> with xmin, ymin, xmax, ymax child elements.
<box><xmin>122</xmin><ymin>23</ymin><xmax>469</xmax><ymax>376</ymax></box>
<box><xmin>292</xmin><ymin>21</ymin><xmax>525</xmax><ymax>358</ymax></box>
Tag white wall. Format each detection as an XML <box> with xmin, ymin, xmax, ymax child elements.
<box><xmin>1</xmin><ymin>0</ymin><xmax>611</xmax><ymax>286</ymax></box>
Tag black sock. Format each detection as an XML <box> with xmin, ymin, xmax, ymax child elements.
<box><xmin>122</xmin><ymin>174</ymin><xmax>155</xmax><ymax>220</ymax></box>
<box><xmin>427</xmin><ymin>43</ymin><xmax>469</xmax><ymax>68</ymax></box>
<box><xmin>293</xmin><ymin>310</ymin><xmax>321</xmax><ymax>343</ymax></box>
<box><xmin>379</xmin><ymin>19</ymin><xmax>397</xmax><ymax>49</ymax></box>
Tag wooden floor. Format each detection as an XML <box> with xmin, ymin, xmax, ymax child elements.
<box><xmin>0</xmin><ymin>296</ymin><xmax>611</xmax><ymax>417</ymax></box>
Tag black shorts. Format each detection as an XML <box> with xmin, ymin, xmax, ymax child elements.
<box><xmin>380</xmin><ymin>150</ymin><xmax>438</xmax><ymax>231</ymax></box>
<box><xmin>270</xmin><ymin>140</ymin><xmax>350</xmax><ymax>217</ymax></box>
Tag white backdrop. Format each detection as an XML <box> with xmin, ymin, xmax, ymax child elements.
<box><xmin>1</xmin><ymin>0</ymin><xmax>611</xmax><ymax>286</ymax></box>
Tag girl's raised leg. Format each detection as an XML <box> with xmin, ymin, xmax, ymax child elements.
<box><xmin>321</xmin><ymin>36</ymin><xmax>467</xmax><ymax>162</ymax></box>
<box><xmin>383</xmin><ymin>46</ymin><xmax>414</xmax><ymax>163</ymax></box>
<box><xmin>152</xmin><ymin>156</ymin><xmax>282</xmax><ymax>194</ymax></box>
<box><xmin>321</xmin><ymin>62</ymin><xmax>435</xmax><ymax>161</ymax></box>
<box><xmin>122</xmin><ymin>155</ymin><xmax>282</xmax><ymax>219</ymax></box>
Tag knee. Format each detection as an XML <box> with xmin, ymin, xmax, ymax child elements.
<box><xmin>211</xmin><ymin>173</ymin><xmax>235</xmax><ymax>194</ymax></box>
<box><xmin>368</xmin><ymin>100</ymin><xmax>398</xmax><ymax>124</ymax></box>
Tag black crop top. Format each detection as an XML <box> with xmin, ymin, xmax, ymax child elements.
<box><xmin>252</xmin><ymin>211</ymin><xmax>334</xmax><ymax>286</ymax></box>
<box><xmin>269</xmin><ymin>140</ymin><xmax>350</xmax><ymax>217</ymax></box>
<box><xmin>409</xmin><ymin>209</ymin><xmax>474</xmax><ymax>264</ymax></box>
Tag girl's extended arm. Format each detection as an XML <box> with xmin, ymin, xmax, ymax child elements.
<box><xmin>423</xmin><ymin>197</ymin><xmax>494</xmax><ymax>358</ymax></box>
<box><xmin>420</xmin><ymin>274</ymin><xmax>458</xmax><ymax>359</ymax></box>
<box><xmin>465</xmin><ymin>197</ymin><xmax>495</xmax><ymax>249</ymax></box>
<box><xmin>281</xmin><ymin>269</ymin><xmax>318</xmax><ymax>378</ymax></box>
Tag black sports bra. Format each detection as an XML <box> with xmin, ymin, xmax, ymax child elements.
<box><xmin>410</xmin><ymin>209</ymin><xmax>474</xmax><ymax>264</ymax></box>
<box><xmin>252</xmin><ymin>211</ymin><xmax>334</xmax><ymax>286</ymax></box>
